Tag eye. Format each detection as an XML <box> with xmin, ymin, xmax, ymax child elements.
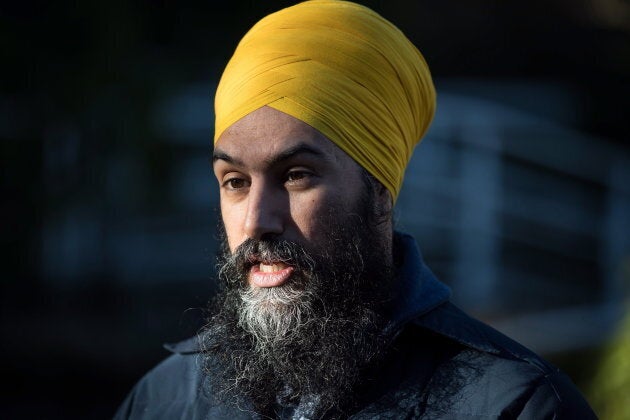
<box><xmin>222</xmin><ymin>176</ymin><xmax>250</xmax><ymax>191</ymax></box>
<box><xmin>285</xmin><ymin>169</ymin><xmax>316</xmax><ymax>188</ymax></box>
<box><xmin>286</xmin><ymin>171</ymin><xmax>308</xmax><ymax>182</ymax></box>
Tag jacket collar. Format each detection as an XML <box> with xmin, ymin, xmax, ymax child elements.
<box><xmin>393</xmin><ymin>232</ymin><xmax>551</xmax><ymax>366</ymax></box>
<box><xmin>383</xmin><ymin>232</ymin><xmax>452</xmax><ymax>336</ymax></box>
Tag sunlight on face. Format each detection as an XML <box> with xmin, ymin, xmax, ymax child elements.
<box><xmin>213</xmin><ymin>106</ymin><xmax>368</xmax><ymax>285</ymax></box>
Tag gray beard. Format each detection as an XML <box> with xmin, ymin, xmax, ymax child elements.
<box><xmin>200</xmin><ymin>214</ymin><xmax>393</xmax><ymax>417</ymax></box>
<box><xmin>225</xmin><ymin>237</ymin><xmax>319</xmax><ymax>353</ymax></box>
<box><xmin>237</xmin><ymin>280</ymin><xmax>317</xmax><ymax>353</ymax></box>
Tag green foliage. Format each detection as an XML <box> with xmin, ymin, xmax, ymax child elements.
<box><xmin>589</xmin><ymin>310</ymin><xmax>630</xmax><ymax>420</ymax></box>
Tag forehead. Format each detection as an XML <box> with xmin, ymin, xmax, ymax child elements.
<box><xmin>214</xmin><ymin>106</ymin><xmax>344</xmax><ymax>167</ymax></box>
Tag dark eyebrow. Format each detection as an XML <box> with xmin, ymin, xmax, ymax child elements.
<box><xmin>212</xmin><ymin>143</ymin><xmax>328</xmax><ymax>167</ymax></box>
<box><xmin>212</xmin><ymin>150</ymin><xmax>243</xmax><ymax>166</ymax></box>
<box><xmin>265</xmin><ymin>144</ymin><xmax>327</xmax><ymax>167</ymax></box>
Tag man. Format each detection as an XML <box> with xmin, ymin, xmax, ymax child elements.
<box><xmin>115</xmin><ymin>1</ymin><xmax>596</xmax><ymax>418</ymax></box>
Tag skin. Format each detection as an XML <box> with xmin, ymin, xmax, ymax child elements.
<box><xmin>213</xmin><ymin>106</ymin><xmax>393</xmax><ymax>287</ymax></box>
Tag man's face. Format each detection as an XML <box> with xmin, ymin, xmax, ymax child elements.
<box><xmin>207</xmin><ymin>106</ymin><xmax>394</xmax><ymax>414</ymax></box>
<box><xmin>213</xmin><ymin>105</ymin><xmax>368</xmax><ymax>287</ymax></box>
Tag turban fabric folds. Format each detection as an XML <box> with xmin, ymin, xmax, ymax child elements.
<box><xmin>214</xmin><ymin>0</ymin><xmax>436</xmax><ymax>201</ymax></box>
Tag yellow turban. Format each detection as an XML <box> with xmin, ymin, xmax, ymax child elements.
<box><xmin>214</xmin><ymin>0</ymin><xmax>436</xmax><ymax>201</ymax></box>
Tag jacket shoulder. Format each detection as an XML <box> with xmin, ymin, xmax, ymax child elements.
<box><xmin>403</xmin><ymin>303</ymin><xmax>596</xmax><ymax>418</ymax></box>
<box><xmin>113</xmin><ymin>353</ymin><xmax>208</xmax><ymax>419</ymax></box>
<box><xmin>114</xmin><ymin>350</ymin><xmax>255</xmax><ymax>420</ymax></box>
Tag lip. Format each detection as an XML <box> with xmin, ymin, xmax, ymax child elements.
<box><xmin>249</xmin><ymin>264</ymin><xmax>294</xmax><ymax>288</ymax></box>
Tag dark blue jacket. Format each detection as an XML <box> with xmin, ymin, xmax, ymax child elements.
<box><xmin>114</xmin><ymin>233</ymin><xmax>596</xmax><ymax>419</ymax></box>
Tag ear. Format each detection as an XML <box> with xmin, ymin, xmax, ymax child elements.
<box><xmin>374</xmin><ymin>182</ymin><xmax>393</xmax><ymax>224</ymax></box>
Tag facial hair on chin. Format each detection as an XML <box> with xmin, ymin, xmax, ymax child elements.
<box><xmin>200</xmin><ymin>206</ymin><xmax>393</xmax><ymax>416</ymax></box>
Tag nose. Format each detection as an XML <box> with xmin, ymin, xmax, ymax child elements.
<box><xmin>243</xmin><ymin>179</ymin><xmax>285</xmax><ymax>241</ymax></box>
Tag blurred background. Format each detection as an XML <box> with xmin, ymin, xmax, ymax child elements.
<box><xmin>2</xmin><ymin>0</ymin><xmax>629</xmax><ymax>418</ymax></box>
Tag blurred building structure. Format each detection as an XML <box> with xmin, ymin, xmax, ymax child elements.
<box><xmin>397</xmin><ymin>82</ymin><xmax>630</xmax><ymax>355</ymax></box>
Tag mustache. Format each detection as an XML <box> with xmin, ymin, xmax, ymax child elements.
<box><xmin>220</xmin><ymin>238</ymin><xmax>316</xmax><ymax>282</ymax></box>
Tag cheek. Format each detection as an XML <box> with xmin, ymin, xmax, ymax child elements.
<box><xmin>288</xmin><ymin>189</ymin><xmax>346</xmax><ymax>242</ymax></box>
<box><xmin>220</xmin><ymin>200</ymin><xmax>245</xmax><ymax>252</ymax></box>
